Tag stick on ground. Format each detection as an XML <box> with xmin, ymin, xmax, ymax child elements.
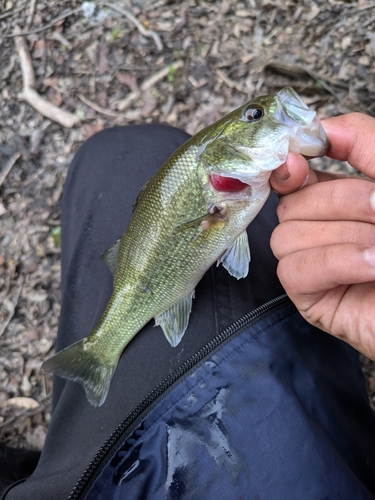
<box><xmin>14</xmin><ymin>27</ymin><xmax>79</xmax><ymax>128</ymax></box>
<box><xmin>0</xmin><ymin>153</ymin><xmax>20</xmax><ymax>188</ymax></box>
<box><xmin>101</xmin><ymin>2</ymin><xmax>163</xmax><ymax>52</ymax></box>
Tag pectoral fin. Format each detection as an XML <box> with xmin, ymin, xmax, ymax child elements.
<box><xmin>155</xmin><ymin>291</ymin><xmax>195</xmax><ymax>347</ymax></box>
<box><xmin>217</xmin><ymin>231</ymin><xmax>250</xmax><ymax>279</ymax></box>
<box><xmin>175</xmin><ymin>205</ymin><xmax>227</xmax><ymax>232</ymax></box>
<box><xmin>101</xmin><ymin>238</ymin><xmax>121</xmax><ymax>275</ymax></box>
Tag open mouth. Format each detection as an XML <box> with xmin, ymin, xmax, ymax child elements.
<box><xmin>209</xmin><ymin>174</ymin><xmax>249</xmax><ymax>193</ymax></box>
<box><xmin>275</xmin><ymin>87</ymin><xmax>330</xmax><ymax>157</ymax></box>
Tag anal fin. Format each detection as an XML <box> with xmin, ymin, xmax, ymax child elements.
<box><xmin>155</xmin><ymin>291</ymin><xmax>195</xmax><ymax>347</ymax></box>
<box><xmin>217</xmin><ymin>231</ymin><xmax>250</xmax><ymax>279</ymax></box>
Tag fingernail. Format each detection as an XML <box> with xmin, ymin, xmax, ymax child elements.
<box><xmin>364</xmin><ymin>247</ymin><xmax>375</xmax><ymax>267</ymax></box>
<box><xmin>274</xmin><ymin>163</ymin><xmax>290</xmax><ymax>182</ymax></box>
<box><xmin>371</xmin><ymin>191</ymin><xmax>375</xmax><ymax>211</ymax></box>
<box><xmin>298</xmin><ymin>172</ymin><xmax>310</xmax><ymax>190</ymax></box>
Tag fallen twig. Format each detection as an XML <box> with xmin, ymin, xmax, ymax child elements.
<box><xmin>142</xmin><ymin>61</ymin><xmax>184</xmax><ymax>91</ymax></box>
<box><xmin>0</xmin><ymin>279</ymin><xmax>23</xmax><ymax>338</ymax></box>
<box><xmin>26</xmin><ymin>0</ymin><xmax>38</xmax><ymax>30</ymax></box>
<box><xmin>216</xmin><ymin>69</ymin><xmax>248</xmax><ymax>94</ymax></box>
<box><xmin>29</xmin><ymin>120</ymin><xmax>51</xmax><ymax>155</ymax></box>
<box><xmin>266</xmin><ymin>57</ymin><xmax>349</xmax><ymax>92</ymax></box>
<box><xmin>0</xmin><ymin>152</ymin><xmax>20</xmax><ymax>188</ymax></box>
<box><xmin>4</xmin><ymin>6</ymin><xmax>82</xmax><ymax>38</ymax></box>
<box><xmin>363</xmin><ymin>14</ymin><xmax>375</xmax><ymax>28</ymax></box>
<box><xmin>117</xmin><ymin>60</ymin><xmax>184</xmax><ymax>111</ymax></box>
<box><xmin>2</xmin><ymin>54</ymin><xmax>17</xmax><ymax>82</ymax></box>
<box><xmin>0</xmin><ymin>5</ymin><xmax>25</xmax><ymax>21</ymax></box>
<box><xmin>14</xmin><ymin>27</ymin><xmax>79</xmax><ymax>128</ymax></box>
<box><xmin>51</xmin><ymin>31</ymin><xmax>72</xmax><ymax>50</ymax></box>
<box><xmin>345</xmin><ymin>2</ymin><xmax>375</xmax><ymax>14</ymax></box>
<box><xmin>101</xmin><ymin>1</ymin><xmax>163</xmax><ymax>52</ymax></box>
<box><xmin>77</xmin><ymin>93</ymin><xmax>123</xmax><ymax>118</ymax></box>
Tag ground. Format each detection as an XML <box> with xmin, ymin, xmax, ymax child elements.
<box><xmin>1</xmin><ymin>0</ymin><xmax>375</xmax><ymax>450</ymax></box>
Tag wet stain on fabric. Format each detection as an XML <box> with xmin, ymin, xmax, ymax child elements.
<box><xmin>165</xmin><ymin>387</ymin><xmax>240</xmax><ymax>499</ymax></box>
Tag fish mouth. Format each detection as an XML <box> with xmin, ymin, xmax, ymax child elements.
<box><xmin>274</xmin><ymin>86</ymin><xmax>330</xmax><ymax>157</ymax></box>
<box><xmin>209</xmin><ymin>172</ymin><xmax>270</xmax><ymax>200</ymax></box>
<box><xmin>209</xmin><ymin>173</ymin><xmax>250</xmax><ymax>193</ymax></box>
<box><xmin>207</xmin><ymin>87</ymin><xmax>330</xmax><ymax>196</ymax></box>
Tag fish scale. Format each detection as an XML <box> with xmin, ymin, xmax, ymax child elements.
<box><xmin>43</xmin><ymin>87</ymin><xmax>329</xmax><ymax>406</ymax></box>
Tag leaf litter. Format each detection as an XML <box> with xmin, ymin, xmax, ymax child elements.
<box><xmin>1</xmin><ymin>0</ymin><xmax>375</xmax><ymax>448</ymax></box>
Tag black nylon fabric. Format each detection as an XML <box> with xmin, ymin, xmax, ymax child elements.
<box><xmin>2</xmin><ymin>124</ymin><xmax>375</xmax><ymax>500</ymax></box>
<box><xmin>2</xmin><ymin>124</ymin><xmax>283</xmax><ymax>499</ymax></box>
<box><xmin>86</xmin><ymin>305</ymin><xmax>375</xmax><ymax>500</ymax></box>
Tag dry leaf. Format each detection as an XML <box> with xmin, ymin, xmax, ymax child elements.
<box><xmin>53</xmin><ymin>91</ymin><xmax>63</xmax><ymax>107</ymax></box>
<box><xmin>358</xmin><ymin>55</ymin><xmax>370</xmax><ymax>66</ymax></box>
<box><xmin>305</xmin><ymin>3</ymin><xmax>320</xmax><ymax>22</ymax></box>
<box><xmin>3</xmin><ymin>397</ymin><xmax>39</xmax><ymax>410</ymax></box>
<box><xmin>42</xmin><ymin>77</ymin><xmax>59</xmax><ymax>89</ymax></box>
<box><xmin>26</xmin><ymin>424</ymin><xmax>47</xmax><ymax>449</ymax></box>
<box><xmin>0</xmin><ymin>203</ymin><xmax>7</xmax><ymax>216</ymax></box>
<box><xmin>97</xmin><ymin>91</ymin><xmax>108</xmax><ymax>108</ymax></box>
<box><xmin>81</xmin><ymin>123</ymin><xmax>105</xmax><ymax>140</ymax></box>
<box><xmin>98</xmin><ymin>45</ymin><xmax>109</xmax><ymax>75</ymax></box>
<box><xmin>27</xmin><ymin>290</ymin><xmax>48</xmax><ymax>302</ymax></box>
<box><xmin>366</xmin><ymin>33</ymin><xmax>375</xmax><ymax>57</ymax></box>
<box><xmin>86</xmin><ymin>41</ymin><xmax>99</xmax><ymax>66</ymax></box>
<box><xmin>116</xmin><ymin>72</ymin><xmax>138</xmax><ymax>91</ymax></box>
<box><xmin>32</xmin><ymin>40</ymin><xmax>47</xmax><ymax>59</ymax></box>
<box><xmin>341</xmin><ymin>36</ymin><xmax>352</xmax><ymax>51</ymax></box>
<box><xmin>141</xmin><ymin>90</ymin><xmax>158</xmax><ymax>116</ymax></box>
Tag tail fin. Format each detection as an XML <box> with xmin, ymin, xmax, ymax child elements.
<box><xmin>42</xmin><ymin>338</ymin><xmax>119</xmax><ymax>407</ymax></box>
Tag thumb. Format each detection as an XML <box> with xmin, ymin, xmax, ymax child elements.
<box><xmin>270</xmin><ymin>152</ymin><xmax>320</xmax><ymax>195</ymax></box>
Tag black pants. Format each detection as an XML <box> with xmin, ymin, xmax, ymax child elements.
<box><xmin>1</xmin><ymin>125</ymin><xmax>374</xmax><ymax>499</ymax></box>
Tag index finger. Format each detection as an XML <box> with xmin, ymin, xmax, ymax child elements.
<box><xmin>276</xmin><ymin>177</ymin><xmax>375</xmax><ymax>224</ymax></box>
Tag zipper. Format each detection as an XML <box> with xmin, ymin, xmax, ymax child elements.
<box><xmin>68</xmin><ymin>293</ymin><xmax>291</xmax><ymax>500</ymax></box>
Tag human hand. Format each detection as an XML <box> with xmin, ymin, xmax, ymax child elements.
<box><xmin>269</xmin><ymin>113</ymin><xmax>375</xmax><ymax>359</ymax></box>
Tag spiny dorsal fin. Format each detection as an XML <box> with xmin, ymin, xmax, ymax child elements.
<box><xmin>101</xmin><ymin>238</ymin><xmax>121</xmax><ymax>275</ymax></box>
<box><xmin>154</xmin><ymin>291</ymin><xmax>195</xmax><ymax>347</ymax></box>
<box><xmin>217</xmin><ymin>230</ymin><xmax>250</xmax><ymax>279</ymax></box>
<box><xmin>132</xmin><ymin>179</ymin><xmax>150</xmax><ymax>213</ymax></box>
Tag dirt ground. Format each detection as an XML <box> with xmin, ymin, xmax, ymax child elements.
<box><xmin>1</xmin><ymin>0</ymin><xmax>375</xmax><ymax>450</ymax></box>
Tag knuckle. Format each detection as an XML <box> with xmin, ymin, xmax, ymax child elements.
<box><xmin>320</xmin><ymin>245</ymin><xmax>336</xmax><ymax>276</ymax></box>
<box><xmin>276</xmin><ymin>257</ymin><xmax>294</xmax><ymax>290</ymax></box>
<box><xmin>270</xmin><ymin>221</ymin><xmax>296</xmax><ymax>259</ymax></box>
<box><xmin>270</xmin><ymin>226</ymin><xmax>283</xmax><ymax>257</ymax></box>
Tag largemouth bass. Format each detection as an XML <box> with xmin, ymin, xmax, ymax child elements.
<box><xmin>43</xmin><ymin>87</ymin><xmax>329</xmax><ymax>407</ymax></box>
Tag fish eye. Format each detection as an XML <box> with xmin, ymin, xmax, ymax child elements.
<box><xmin>243</xmin><ymin>106</ymin><xmax>264</xmax><ymax>122</ymax></box>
